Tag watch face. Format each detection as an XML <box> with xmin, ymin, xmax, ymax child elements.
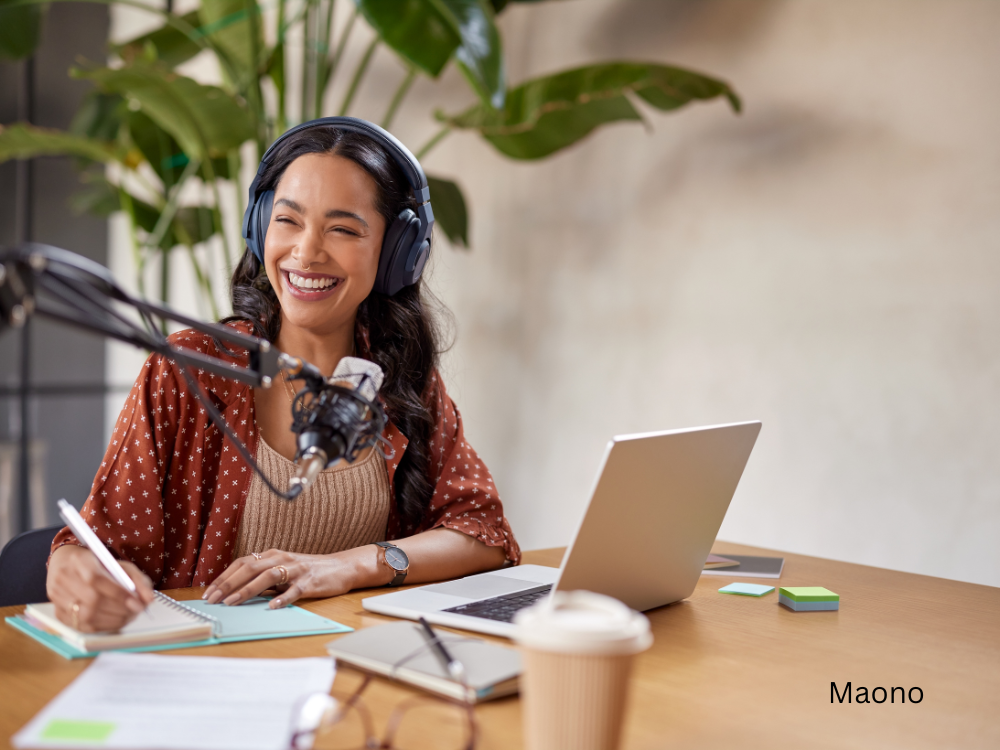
<box><xmin>385</xmin><ymin>546</ymin><xmax>408</xmax><ymax>571</ymax></box>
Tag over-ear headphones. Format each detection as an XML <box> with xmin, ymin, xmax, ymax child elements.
<box><xmin>240</xmin><ymin>117</ymin><xmax>434</xmax><ymax>297</ymax></box>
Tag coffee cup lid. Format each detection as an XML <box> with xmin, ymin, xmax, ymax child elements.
<box><xmin>512</xmin><ymin>590</ymin><xmax>653</xmax><ymax>655</ymax></box>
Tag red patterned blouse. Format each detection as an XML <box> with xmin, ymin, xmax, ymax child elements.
<box><xmin>51</xmin><ymin>322</ymin><xmax>520</xmax><ymax>588</ymax></box>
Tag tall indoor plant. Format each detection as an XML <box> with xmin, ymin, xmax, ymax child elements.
<box><xmin>0</xmin><ymin>0</ymin><xmax>741</xmax><ymax>316</ymax></box>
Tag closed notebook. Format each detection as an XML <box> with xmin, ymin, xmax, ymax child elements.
<box><xmin>9</xmin><ymin>594</ymin><xmax>351</xmax><ymax>658</ymax></box>
<box><xmin>326</xmin><ymin>621</ymin><xmax>521</xmax><ymax>703</ymax></box>
<box><xmin>700</xmin><ymin>554</ymin><xmax>785</xmax><ymax>578</ymax></box>
<box><xmin>704</xmin><ymin>554</ymin><xmax>740</xmax><ymax>569</ymax></box>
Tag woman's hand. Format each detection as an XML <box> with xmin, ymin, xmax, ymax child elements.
<box><xmin>204</xmin><ymin>530</ymin><xmax>506</xmax><ymax>609</ymax></box>
<box><xmin>203</xmin><ymin>546</ymin><xmax>390</xmax><ymax>609</ymax></box>
<box><xmin>46</xmin><ymin>544</ymin><xmax>155</xmax><ymax>633</ymax></box>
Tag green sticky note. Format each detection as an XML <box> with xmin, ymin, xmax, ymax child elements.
<box><xmin>40</xmin><ymin>719</ymin><xmax>116</xmax><ymax>743</ymax></box>
<box><xmin>779</xmin><ymin>587</ymin><xmax>839</xmax><ymax>602</ymax></box>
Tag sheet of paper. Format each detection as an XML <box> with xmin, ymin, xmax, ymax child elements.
<box><xmin>13</xmin><ymin>652</ymin><xmax>335</xmax><ymax>750</ymax></box>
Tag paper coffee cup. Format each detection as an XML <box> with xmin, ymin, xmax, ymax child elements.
<box><xmin>513</xmin><ymin>591</ymin><xmax>652</xmax><ymax>750</ymax></box>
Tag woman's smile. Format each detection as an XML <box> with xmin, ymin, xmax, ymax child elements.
<box><xmin>280</xmin><ymin>268</ymin><xmax>345</xmax><ymax>301</ymax></box>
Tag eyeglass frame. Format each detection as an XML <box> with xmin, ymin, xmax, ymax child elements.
<box><xmin>289</xmin><ymin>634</ymin><xmax>483</xmax><ymax>750</ymax></box>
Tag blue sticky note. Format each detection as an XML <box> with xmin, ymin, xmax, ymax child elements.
<box><xmin>719</xmin><ymin>582</ymin><xmax>775</xmax><ymax>597</ymax></box>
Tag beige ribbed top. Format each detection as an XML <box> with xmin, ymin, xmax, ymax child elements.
<box><xmin>233</xmin><ymin>438</ymin><xmax>391</xmax><ymax>559</ymax></box>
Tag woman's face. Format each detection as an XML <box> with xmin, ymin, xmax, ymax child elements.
<box><xmin>263</xmin><ymin>152</ymin><xmax>386</xmax><ymax>337</ymax></box>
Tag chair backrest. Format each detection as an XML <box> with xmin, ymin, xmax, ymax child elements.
<box><xmin>0</xmin><ymin>524</ymin><xmax>63</xmax><ymax>607</ymax></box>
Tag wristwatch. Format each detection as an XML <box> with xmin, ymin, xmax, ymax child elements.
<box><xmin>374</xmin><ymin>541</ymin><xmax>409</xmax><ymax>586</ymax></box>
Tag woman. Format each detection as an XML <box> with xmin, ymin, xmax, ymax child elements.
<box><xmin>46</xmin><ymin>121</ymin><xmax>520</xmax><ymax>633</ymax></box>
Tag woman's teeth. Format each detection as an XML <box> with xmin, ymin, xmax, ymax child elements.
<box><xmin>288</xmin><ymin>272</ymin><xmax>337</xmax><ymax>290</ymax></box>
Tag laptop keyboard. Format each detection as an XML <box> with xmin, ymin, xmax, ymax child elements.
<box><xmin>442</xmin><ymin>584</ymin><xmax>553</xmax><ymax>623</ymax></box>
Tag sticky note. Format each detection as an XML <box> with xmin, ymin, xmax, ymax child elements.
<box><xmin>779</xmin><ymin>587</ymin><xmax>839</xmax><ymax>602</ymax></box>
<box><xmin>718</xmin><ymin>582</ymin><xmax>775</xmax><ymax>597</ymax></box>
<box><xmin>40</xmin><ymin>719</ymin><xmax>116</xmax><ymax>743</ymax></box>
<box><xmin>779</xmin><ymin>594</ymin><xmax>839</xmax><ymax>611</ymax></box>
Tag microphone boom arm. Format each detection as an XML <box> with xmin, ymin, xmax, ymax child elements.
<box><xmin>0</xmin><ymin>243</ymin><xmax>383</xmax><ymax>502</ymax></box>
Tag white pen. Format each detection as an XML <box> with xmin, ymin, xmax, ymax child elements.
<box><xmin>57</xmin><ymin>498</ymin><xmax>142</xmax><ymax>596</ymax></box>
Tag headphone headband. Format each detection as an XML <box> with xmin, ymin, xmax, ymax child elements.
<box><xmin>253</xmin><ymin>117</ymin><xmax>430</xmax><ymax>204</ymax></box>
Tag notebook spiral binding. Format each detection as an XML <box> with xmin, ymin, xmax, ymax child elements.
<box><xmin>153</xmin><ymin>591</ymin><xmax>222</xmax><ymax>636</ymax></box>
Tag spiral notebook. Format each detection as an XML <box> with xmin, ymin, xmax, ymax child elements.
<box><xmin>7</xmin><ymin>594</ymin><xmax>351</xmax><ymax>659</ymax></box>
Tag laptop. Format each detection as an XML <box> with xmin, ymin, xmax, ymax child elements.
<box><xmin>363</xmin><ymin>421</ymin><xmax>762</xmax><ymax>637</ymax></box>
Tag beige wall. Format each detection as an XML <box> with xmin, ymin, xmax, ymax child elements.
<box><xmin>107</xmin><ymin>1</ymin><xmax>1000</xmax><ymax>586</ymax></box>
<box><xmin>406</xmin><ymin>0</ymin><xmax>1000</xmax><ymax>586</ymax></box>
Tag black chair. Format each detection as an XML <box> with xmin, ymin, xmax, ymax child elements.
<box><xmin>0</xmin><ymin>524</ymin><xmax>63</xmax><ymax>607</ymax></box>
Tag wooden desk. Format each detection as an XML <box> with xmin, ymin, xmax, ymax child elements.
<box><xmin>1</xmin><ymin>543</ymin><xmax>998</xmax><ymax>749</ymax></box>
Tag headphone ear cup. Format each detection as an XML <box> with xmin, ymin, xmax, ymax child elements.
<box><xmin>374</xmin><ymin>208</ymin><xmax>419</xmax><ymax>296</ymax></box>
<box><xmin>246</xmin><ymin>189</ymin><xmax>274</xmax><ymax>264</ymax></box>
<box><xmin>254</xmin><ymin>190</ymin><xmax>274</xmax><ymax>264</ymax></box>
<box><xmin>407</xmin><ymin>239</ymin><xmax>431</xmax><ymax>283</ymax></box>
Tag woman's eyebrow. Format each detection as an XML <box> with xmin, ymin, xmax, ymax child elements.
<box><xmin>275</xmin><ymin>198</ymin><xmax>304</xmax><ymax>212</ymax></box>
<box><xmin>325</xmin><ymin>208</ymin><xmax>368</xmax><ymax>229</ymax></box>
<box><xmin>274</xmin><ymin>199</ymin><xmax>368</xmax><ymax>229</ymax></box>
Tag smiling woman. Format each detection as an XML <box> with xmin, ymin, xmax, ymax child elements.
<box><xmin>44</xmin><ymin>120</ymin><xmax>521</xmax><ymax>634</ymax></box>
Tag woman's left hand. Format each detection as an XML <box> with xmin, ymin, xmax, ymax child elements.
<box><xmin>203</xmin><ymin>547</ymin><xmax>384</xmax><ymax>609</ymax></box>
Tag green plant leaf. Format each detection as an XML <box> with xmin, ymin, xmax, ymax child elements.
<box><xmin>264</xmin><ymin>41</ymin><xmax>285</xmax><ymax>109</ymax></box>
<box><xmin>71</xmin><ymin>92</ymin><xmax>127</xmax><ymax>143</ymax></box>
<box><xmin>73</xmin><ymin>62</ymin><xmax>255</xmax><ymax>161</ymax></box>
<box><xmin>439</xmin><ymin>61</ymin><xmax>740</xmax><ymax>159</ymax></box>
<box><xmin>198</xmin><ymin>0</ymin><xmax>263</xmax><ymax>74</ymax></box>
<box><xmin>0</xmin><ymin>3</ymin><xmax>45</xmax><ymax>60</ymax></box>
<box><xmin>358</xmin><ymin>1</ymin><xmax>504</xmax><ymax>107</ymax></box>
<box><xmin>0</xmin><ymin>122</ymin><xmax>122</xmax><ymax>164</ymax></box>
<box><xmin>427</xmin><ymin>174</ymin><xmax>469</xmax><ymax>248</ymax></box>
<box><xmin>71</xmin><ymin>175</ymin><xmax>219</xmax><ymax>250</ymax></box>
<box><xmin>115</xmin><ymin>10</ymin><xmax>203</xmax><ymax>68</ymax></box>
<box><xmin>490</xmin><ymin>0</ymin><xmax>566</xmax><ymax>12</ymax></box>
<box><xmin>126</xmin><ymin>110</ymin><xmax>186</xmax><ymax>186</ymax></box>
<box><xmin>438</xmin><ymin>0</ymin><xmax>505</xmax><ymax>109</ymax></box>
<box><xmin>632</xmin><ymin>65</ymin><xmax>742</xmax><ymax>114</ymax></box>
<box><xmin>124</xmin><ymin>110</ymin><xmax>230</xmax><ymax>185</ymax></box>
<box><xmin>173</xmin><ymin>205</ymin><xmax>218</xmax><ymax>247</ymax></box>
<box><xmin>355</xmin><ymin>0</ymin><xmax>461</xmax><ymax>78</ymax></box>
<box><xmin>69</xmin><ymin>175</ymin><xmax>119</xmax><ymax>219</ymax></box>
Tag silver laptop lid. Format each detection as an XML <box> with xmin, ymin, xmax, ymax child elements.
<box><xmin>554</xmin><ymin>421</ymin><xmax>761</xmax><ymax>611</ymax></box>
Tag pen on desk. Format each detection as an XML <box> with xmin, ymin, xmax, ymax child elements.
<box><xmin>57</xmin><ymin>499</ymin><xmax>147</xmax><ymax>607</ymax></box>
<box><xmin>418</xmin><ymin>616</ymin><xmax>466</xmax><ymax>682</ymax></box>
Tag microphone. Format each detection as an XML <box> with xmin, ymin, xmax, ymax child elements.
<box><xmin>286</xmin><ymin>357</ymin><xmax>386</xmax><ymax>497</ymax></box>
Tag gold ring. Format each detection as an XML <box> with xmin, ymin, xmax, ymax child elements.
<box><xmin>273</xmin><ymin>565</ymin><xmax>289</xmax><ymax>587</ymax></box>
<box><xmin>251</xmin><ymin>552</ymin><xmax>263</xmax><ymax>561</ymax></box>
<box><xmin>71</xmin><ymin>602</ymin><xmax>80</xmax><ymax>631</ymax></box>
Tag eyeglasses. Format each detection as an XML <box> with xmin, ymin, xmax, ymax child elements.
<box><xmin>289</xmin><ymin>675</ymin><xmax>478</xmax><ymax>750</ymax></box>
<box><xmin>289</xmin><ymin>636</ymin><xmax>481</xmax><ymax>750</ymax></box>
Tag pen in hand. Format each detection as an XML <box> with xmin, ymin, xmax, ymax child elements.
<box><xmin>57</xmin><ymin>499</ymin><xmax>151</xmax><ymax>615</ymax></box>
<box><xmin>418</xmin><ymin>616</ymin><xmax>466</xmax><ymax>683</ymax></box>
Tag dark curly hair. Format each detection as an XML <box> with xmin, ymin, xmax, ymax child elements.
<box><xmin>224</xmin><ymin>125</ymin><xmax>447</xmax><ymax>528</ymax></box>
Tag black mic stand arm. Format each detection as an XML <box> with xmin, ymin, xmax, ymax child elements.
<box><xmin>0</xmin><ymin>243</ymin><xmax>320</xmax><ymax>500</ymax></box>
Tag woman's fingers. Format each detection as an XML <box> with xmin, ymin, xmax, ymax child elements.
<box><xmin>121</xmin><ymin>560</ymin><xmax>155</xmax><ymax>605</ymax></box>
<box><xmin>88</xmin><ymin>571</ymin><xmax>145</xmax><ymax>615</ymax></box>
<box><xmin>270</xmin><ymin>583</ymin><xmax>301</xmax><ymax>609</ymax></box>
<box><xmin>49</xmin><ymin>551</ymin><xmax>145</xmax><ymax>632</ymax></box>
<box><xmin>221</xmin><ymin>565</ymin><xmax>287</xmax><ymax>606</ymax></box>
<box><xmin>204</xmin><ymin>555</ymin><xmax>262</xmax><ymax>604</ymax></box>
<box><xmin>69</xmin><ymin>592</ymin><xmax>134</xmax><ymax>633</ymax></box>
<box><xmin>205</xmin><ymin>558</ymin><xmax>256</xmax><ymax>604</ymax></box>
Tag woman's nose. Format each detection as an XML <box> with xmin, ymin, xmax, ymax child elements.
<box><xmin>291</xmin><ymin>227</ymin><xmax>327</xmax><ymax>269</ymax></box>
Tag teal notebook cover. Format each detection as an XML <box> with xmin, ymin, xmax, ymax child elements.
<box><xmin>6</xmin><ymin>597</ymin><xmax>352</xmax><ymax>660</ymax></box>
